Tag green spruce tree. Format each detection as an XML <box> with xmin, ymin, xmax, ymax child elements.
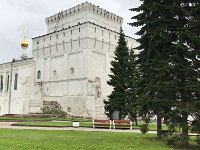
<box><xmin>130</xmin><ymin>0</ymin><xmax>200</xmax><ymax>147</ymax></box>
<box><xmin>188</xmin><ymin>1</ymin><xmax>200</xmax><ymax>141</ymax></box>
<box><xmin>104</xmin><ymin>29</ymin><xmax>130</xmax><ymax>119</ymax></box>
<box><xmin>130</xmin><ymin>0</ymin><xmax>175</xmax><ymax>138</ymax></box>
<box><xmin>126</xmin><ymin>48</ymin><xmax>139</xmax><ymax>125</ymax></box>
<box><xmin>169</xmin><ymin>1</ymin><xmax>200</xmax><ymax>146</ymax></box>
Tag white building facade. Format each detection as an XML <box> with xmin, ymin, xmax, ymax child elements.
<box><xmin>0</xmin><ymin>2</ymin><xmax>137</xmax><ymax>119</ymax></box>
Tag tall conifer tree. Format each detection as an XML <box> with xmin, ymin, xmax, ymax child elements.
<box><xmin>188</xmin><ymin>0</ymin><xmax>200</xmax><ymax>136</ymax></box>
<box><xmin>130</xmin><ymin>0</ymin><xmax>175</xmax><ymax>138</ymax></box>
<box><xmin>130</xmin><ymin>0</ymin><xmax>200</xmax><ymax>146</ymax></box>
<box><xmin>104</xmin><ymin>29</ymin><xmax>130</xmax><ymax>119</ymax></box>
<box><xmin>126</xmin><ymin>48</ymin><xmax>139</xmax><ymax>125</ymax></box>
<box><xmin>169</xmin><ymin>1</ymin><xmax>200</xmax><ymax>146</ymax></box>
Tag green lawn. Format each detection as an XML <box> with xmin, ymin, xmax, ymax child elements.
<box><xmin>13</xmin><ymin>121</ymin><xmax>92</xmax><ymax>128</ymax></box>
<box><xmin>13</xmin><ymin>121</ymin><xmax>167</xmax><ymax>131</ymax></box>
<box><xmin>0</xmin><ymin>116</ymin><xmax>91</xmax><ymax>122</ymax></box>
<box><xmin>146</xmin><ymin>123</ymin><xmax>168</xmax><ymax>131</ymax></box>
<box><xmin>0</xmin><ymin>129</ymin><xmax>175</xmax><ymax>150</ymax></box>
<box><xmin>0</xmin><ymin>117</ymin><xmax>52</xmax><ymax>121</ymax></box>
<box><xmin>0</xmin><ymin>116</ymin><xmax>167</xmax><ymax>130</ymax></box>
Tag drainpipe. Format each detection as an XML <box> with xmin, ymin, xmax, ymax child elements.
<box><xmin>8</xmin><ymin>61</ymin><xmax>13</xmax><ymax>114</ymax></box>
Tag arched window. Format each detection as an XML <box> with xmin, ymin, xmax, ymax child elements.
<box><xmin>14</xmin><ymin>74</ymin><xmax>18</xmax><ymax>90</ymax></box>
<box><xmin>37</xmin><ymin>71</ymin><xmax>41</xmax><ymax>79</ymax></box>
<box><xmin>0</xmin><ymin>75</ymin><xmax>3</xmax><ymax>91</ymax></box>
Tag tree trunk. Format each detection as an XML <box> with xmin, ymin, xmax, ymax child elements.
<box><xmin>181</xmin><ymin>112</ymin><xmax>189</xmax><ymax>147</ymax></box>
<box><xmin>135</xmin><ymin>115</ymin><xmax>138</xmax><ymax>126</ymax></box>
<box><xmin>157</xmin><ymin>115</ymin><xmax>162</xmax><ymax>139</ymax></box>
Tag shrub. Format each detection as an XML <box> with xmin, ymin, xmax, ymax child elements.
<box><xmin>40</xmin><ymin>101</ymin><xmax>67</xmax><ymax>117</ymax></box>
<box><xmin>195</xmin><ymin>136</ymin><xmax>200</xmax><ymax>145</ymax></box>
<box><xmin>140</xmin><ymin>124</ymin><xmax>149</xmax><ymax>134</ymax></box>
<box><xmin>163</xmin><ymin>133</ymin><xmax>181</xmax><ymax>145</ymax></box>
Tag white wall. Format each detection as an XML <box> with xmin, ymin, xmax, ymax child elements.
<box><xmin>0</xmin><ymin>59</ymin><xmax>33</xmax><ymax>115</ymax></box>
<box><xmin>45</xmin><ymin>1</ymin><xmax>122</xmax><ymax>33</ymax></box>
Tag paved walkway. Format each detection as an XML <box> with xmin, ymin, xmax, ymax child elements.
<box><xmin>0</xmin><ymin>122</ymin><xmax>16</xmax><ymax>126</ymax></box>
<box><xmin>0</xmin><ymin>122</ymin><xmax>156</xmax><ymax>134</ymax></box>
<box><xmin>1</xmin><ymin>122</ymin><xmax>198</xmax><ymax>136</ymax></box>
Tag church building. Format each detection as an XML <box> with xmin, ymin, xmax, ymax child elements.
<box><xmin>0</xmin><ymin>2</ymin><xmax>137</xmax><ymax>119</ymax></box>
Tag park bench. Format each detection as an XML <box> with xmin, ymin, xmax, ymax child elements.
<box><xmin>93</xmin><ymin>119</ymin><xmax>112</xmax><ymax>129</ymax></box>
<box><xmin>113</xmin><ymin>120</ymin><xmax>132</xmax><ymax>130</ymax></box>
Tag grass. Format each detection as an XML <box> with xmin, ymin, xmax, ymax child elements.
<box><xmin>0</xmin><ymin>128</ymin><xmax>176</xmax><ymax>150</ymax></box>
<box><xmin>0</xmin><ymin>116</ymin><xmax>91</xmax><ymax>122</ymax></box>
<box><xmin>147</xmin><ymin>123</ymin><xmax>168</xmax><ymax>131</ymax></box>
<box><xmin>0</xmin><ymin>116</ymin><xmax>167</xmax><ymax>130</ymax></box>
<box><xmin>13</xmin><ymin>121</ymin><xmax>168</xmax><ymax>131</ymax></box>
<box><xmin>0</xmin><ymin>117</ymin><xmax>52</xmax><ymax>121</ymax></box>
<box><xmin>13</xmin><ymin>121</ymin><xmax>92</xmax><ymax>128</ymax></box>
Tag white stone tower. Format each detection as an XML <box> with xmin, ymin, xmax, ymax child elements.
<box><xmin>31</xmin><ymin>1</ymin><xmax>137</xmax><ymax>119</ymax></box>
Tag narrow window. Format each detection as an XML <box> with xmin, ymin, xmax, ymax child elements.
<box><xmin>56</xmin><ymin>35</ymin><xmax>58</xmax><ymax>39</ymax></box>
<box><xmin>53</xmin><ymin>70</ymin><xmax>57</xmax><ymax>79</ymax></box>
<box><xmin>63</xmin><ymin>32</ymin><xmax>65</xmax><ymax>37</ymax></box>
<box><xmin>6</xmin><ymin>75</ymin><xmax>9</xmax><ymax>91</ymax></box>
<box><xmin>67</xmin><ymin>107</ymin><xmax>71</xmax><ymax>112</ymax></box>
<box><xmin>14</xmin><ymin>74</ymin><xmax>18</xmax><ymax>90</ymax></box>
<box><xmin>70</xmin><ymin>68</ymin><xmax>74</xmax><ymax>74</ymax></box>
<box><xmin>0</xmin><ymin>75</ymin><xmax>3</xmax><ymax>91</ymax></box>
<box><xmin>37</xmin><ymin>71</ymin><xmax>41</xmax><ymax>79</ymax></box>
<box><xmin>79</xmin><ymin>28</ymin><xmax>80</xmax><ymax>32</ymax></box>
<box><xmin>94</xmin><ymin>27</ymin><xmax>96</xmax><ymax>33</ymax></box>
<box><xmin>71</xmin><ymin>30</ymin><xmax>73</xmax><ymax>34</ymax></box>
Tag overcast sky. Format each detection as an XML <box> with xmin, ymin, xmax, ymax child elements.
<box><xmin>0</xmin><ymin>0</ymin><xmax>141</xmax><ymax>64</ymax></box>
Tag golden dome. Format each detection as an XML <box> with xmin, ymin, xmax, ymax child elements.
<box><xmin>21</xmin><ymin>38</ymin><xmax>28</xmax><ymax>48</ymax></box>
